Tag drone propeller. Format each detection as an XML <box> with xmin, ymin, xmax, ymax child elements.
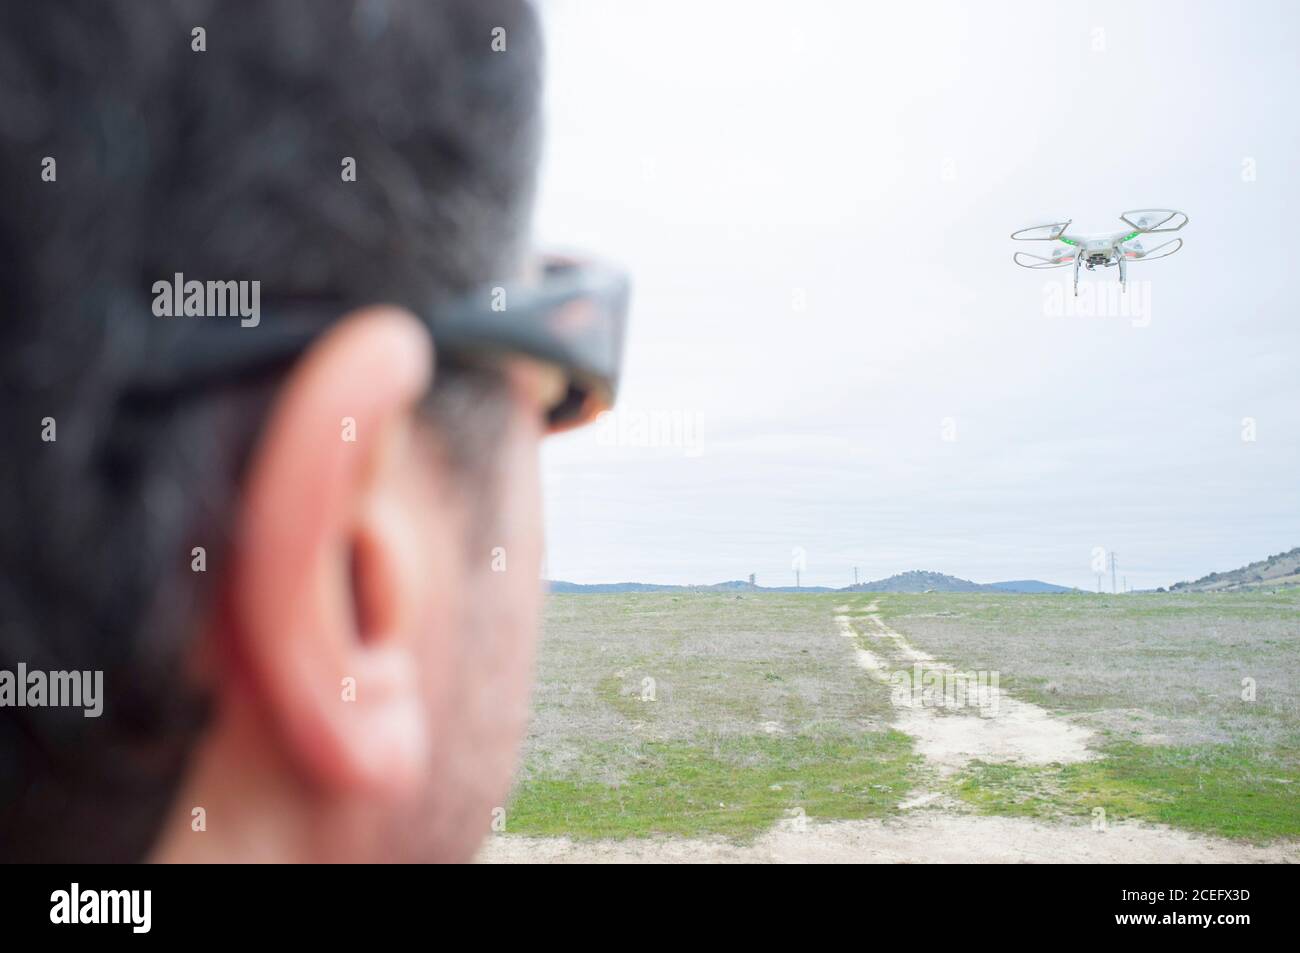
<box><xmin>1119</xmin><ymin>209</ymin><xmax>1188</xmax><ymax>233</ymax></box>
<box><xmin>1013</xmin><ymin>249</ymin><xmax>1076</xmax><ymax>269</ymax></box>
<box><xmin>1122</xmin><ymin>237</ymin><xmax>1183</xmax><ymax>261</ymax></box>
<box><xmin>1010</xmin><ymin>220</ymin><xmax>1071</xmax><ymax>242</ymax></box>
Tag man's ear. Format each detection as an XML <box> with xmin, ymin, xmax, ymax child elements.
<box><xmin>228</xmin><ymin>306</ymin><xmax>435</xmax><ymax>801</ymax></box>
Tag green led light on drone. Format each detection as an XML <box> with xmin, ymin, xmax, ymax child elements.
<box><xmin>1058</xmin><ymin>237</ymin><xmax>1077</xmax><ymax>245</ymax></box>
<box><xmin>1122</xmin><ymin>230</ymin><xmax>1141</xmax><ymax>241</ymax></box>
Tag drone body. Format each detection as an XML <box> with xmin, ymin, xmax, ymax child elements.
<box><xmin>1012</xmin><ymin>209</ymin><xmax>1188</xmax><ymax>295</ymax></box>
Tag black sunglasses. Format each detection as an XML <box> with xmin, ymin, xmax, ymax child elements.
<box><xmin>122</xmin><ymin>258</ymin><xmax>630</xmax><ymax>432</ymax></box>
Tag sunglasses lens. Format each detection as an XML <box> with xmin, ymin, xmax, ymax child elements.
<box><xmin>546</xmin><ymin>383</ymin><xmax>611</xmax><ymax>433</ymax></box>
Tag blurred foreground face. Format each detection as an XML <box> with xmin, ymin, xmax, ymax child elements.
<box><xmin>392</xmin><ymin>364</ymin><xmax>550</xmax><ymax>860</ymax></box>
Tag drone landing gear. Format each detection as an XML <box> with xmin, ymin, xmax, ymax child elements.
<box><xmin>1117</xmin><ymin>248</ymin><xmax>1127</xmax><ymax>292</ymax></box>
<box><xmin>1073</xmin><ymin>251</ymin><xmax>1082</xmax><ymax>296</ymax></box>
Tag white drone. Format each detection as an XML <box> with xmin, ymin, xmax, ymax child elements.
<box><xmin>1012</xmin><ymin>209</ymin><xmax>1188</xmax><ymax>295</ymax></box>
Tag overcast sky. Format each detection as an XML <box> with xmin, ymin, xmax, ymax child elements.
<box><xmin>531</xmin><ymin>0</ymin><xmax>1299</xmax><ymax>591</ymax></box>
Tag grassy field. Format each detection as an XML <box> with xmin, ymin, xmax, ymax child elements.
<box><xmin>509</xmin><ymin>594</ymin><xmax>916</xmax><ymax>837</ymax></box>
<box><xmin>505</xmin><ymin>590</ymin><xmax>1300</xmax><ymax>842</ymax></box>
<box><xmin>882</xmin><ymin>591</ymin><xmax>1300</xmax><ymax>839</ymax></box>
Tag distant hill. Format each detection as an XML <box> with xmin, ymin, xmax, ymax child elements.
<box><xmin>546</xmin><ymin>579</ymin><xmax>836</xmax><ymax>594</ymax></box>
<box><xmin>547</xmin><ymin>571</ymin><xmax>1070</xmax><ymax>595</ymax></box>
<box><xmin>1168</xmin><ymin>546</ymin><xmax>1300</xmax><ymax>592</ymax></box>
<box><xmin>984</xmin><ymin>579</ymin><xmax>1075</xmax><ymax>594</ymax></box>
<box><xmin>546</xmin><ymin>581</ymin><xmax>684</xmax><ymax>594</ymax></box>
<box><xmin>845</xmin><ymin>570</ymin><xmax>983</xmax><ymax>593</ymax></box>
<box><xmin>845</xmin><ymin>570</ymin><xmax>1073</xmax><ymax>594</ymax></box>
<box><xmin>704</xmin><ymin>580</ymin><xmax>838</xmax><ymax>593</ymax></box>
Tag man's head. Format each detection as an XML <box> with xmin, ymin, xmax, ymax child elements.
<box><xmin>0</xmin><ymin>0</ymin><xmax>550</xmax><ymax>861</ymax></box>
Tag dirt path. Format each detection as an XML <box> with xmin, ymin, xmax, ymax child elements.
<box><xmin>837</xmin><ymin>603</ymin><xmax>1095</xmax><ymax>774</ymax></box>
<box><xmin>478</xmin><ymin>814</ymin><xmax>1300</xmax><ymax>863</ymax></box>
<box><xmin>481</xmin><ymin>602</ymin><xmax>1300</xmax><ymax>863</ymax></box>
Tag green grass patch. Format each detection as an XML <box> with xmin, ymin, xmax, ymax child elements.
<box><xmin>952</xmin><ymin>742</ymin><xmax>1300</xmax><ymax>840</ymax></box>
<box><xmin>595</xmin><ymin>674</ymin><xmax>648</xmax><ymax>722</ymax></box>
<box><xmin>507</xmin><ymin>729</ymin><xmax>918</xmax><ymax>840</ymax></box>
